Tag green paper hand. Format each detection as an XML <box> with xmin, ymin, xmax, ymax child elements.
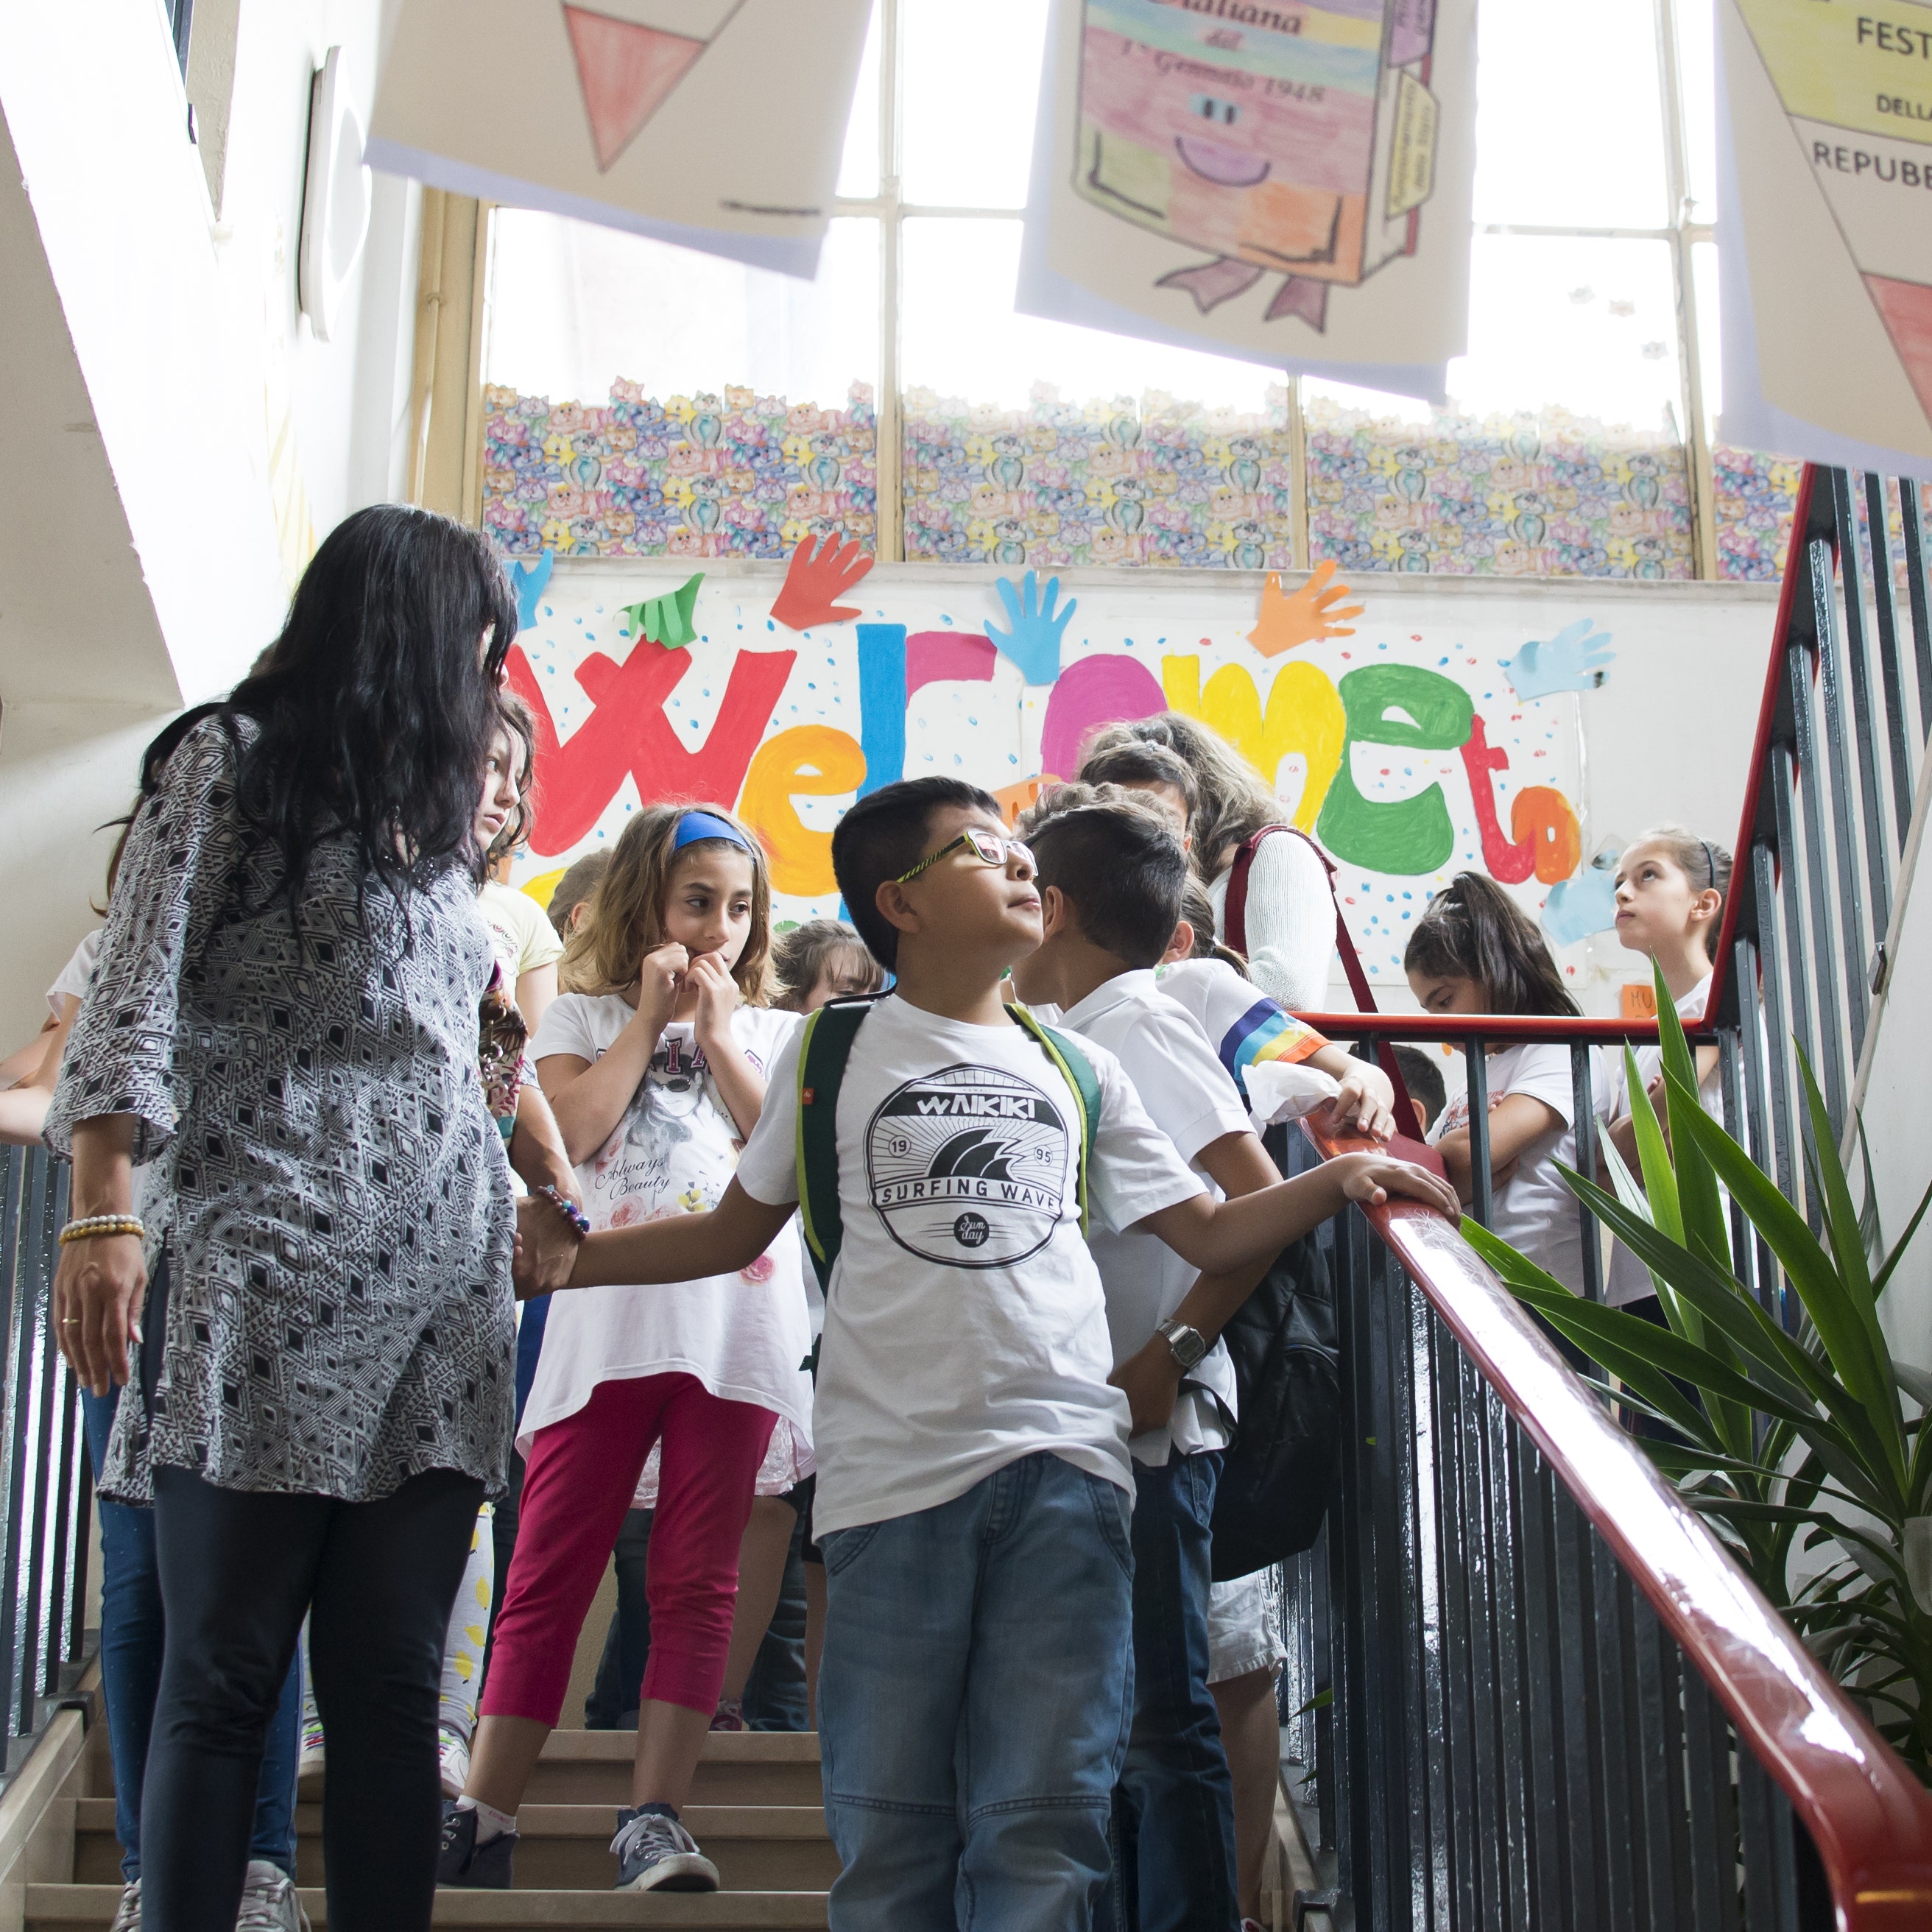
<box><xmin>622</xmin><ymin>572</ymin><xmax>705</xmax><ymax>649</ymax></box>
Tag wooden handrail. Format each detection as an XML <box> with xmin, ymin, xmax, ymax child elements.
<box><xmin>1304</xmin><ymin>1114</ymin><xmax>1932</xmax><ymax>1928</ymax></box>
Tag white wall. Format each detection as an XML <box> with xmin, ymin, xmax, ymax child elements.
<box><xmin>0</xmin><ymin>0</ymin><xmax>421</xmax><ymax>1040</ymax></box>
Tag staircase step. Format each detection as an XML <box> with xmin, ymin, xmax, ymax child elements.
<box><xmin>27</xmin><ymin>1886</ymin><xmax>830</xmax><ymax>1929</ymax></box>
<box><xmin>295</xmin><ymin>1732</ymin><xmax>825</xmax><ymax>1808</ymax></box>
<box><xmin>74</xmin><ymin>1799</ymin><xmax>838</xmax><ymax>1892</ymax></box>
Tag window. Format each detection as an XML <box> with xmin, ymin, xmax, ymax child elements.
<box><xmin>478</xmin><ymin>0</ymin><xmax>1769</xmax><ymax>580</ymax></box>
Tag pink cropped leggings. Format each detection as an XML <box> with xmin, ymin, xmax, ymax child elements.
<box><xmin>481</xmin><ymin>1373</ymin><xmax>777</xmax><ymax>1722</ymax></box>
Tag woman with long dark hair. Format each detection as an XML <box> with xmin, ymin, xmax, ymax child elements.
<box><xmin>45</xmin><ymin>505</ymin><xmax>564</xmax><ymax>1930</ymax></box>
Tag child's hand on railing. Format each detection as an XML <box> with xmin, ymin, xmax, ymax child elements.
<box><xmin>1325</xmin><ymin>1060</ymin><xmax>1396</xmax><ymax>1140</ymax></box>
<box><xmin>1331</xmin><ymin>1152</ymin><xmax>1463</xmax><ymax>1221</ymax></box>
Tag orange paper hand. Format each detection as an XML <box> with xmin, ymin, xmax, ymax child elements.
<box><xmin>771</xmin><ymin>530</ymin><xmax>875</xmax><ymax>632</ymax></box>
<box><xmin>1246</xmin><ymin>560</ymin><xmax>1364</xmax><ymax>657</ymax></box>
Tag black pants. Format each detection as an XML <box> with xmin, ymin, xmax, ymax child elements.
<box><xmin>142</xmin><ymin>1464</ymin><xmax>486</xmax><ymax>1932</ymax></box>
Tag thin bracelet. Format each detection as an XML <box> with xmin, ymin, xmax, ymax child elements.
<box><xmin>57</xmin><ymin>1215</ymin><xmax>146</xmax><ymax>1247</ymax></box>
<box><xmin>533</xmin><ymin>1185</ymin><xmax>590</xmax><ymax>1240</ymax></box>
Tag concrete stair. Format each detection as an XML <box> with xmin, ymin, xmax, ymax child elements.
<box><xmin>32</xmin><ymin>1730</ymin><xmax>834</xmax><ymax>1929</ymax></box>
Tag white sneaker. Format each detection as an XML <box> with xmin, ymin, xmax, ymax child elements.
<box><xmin>108</xmin><ymin>1880</ymin><xmax>141</xmax><ymax>1932</ymax></box>
<box><xmin>438</xmin><ymin>1727</ymin><xmax>471</xmax><ymax>1801</ymax></box>
<box><xmin>234</xmin><ymin>1859</ymin><xmax>309</xmax><ymax>1932</ymax></box>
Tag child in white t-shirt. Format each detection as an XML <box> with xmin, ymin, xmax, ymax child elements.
<box><xmin>529</xmin><ymin>778</ymin><xmax>1458</xmax><ymax>1932</ymax></box>
<box><xmin>1603</xmin><ymin>826</ymin><xmax>1733</xmax><ymax>1313</ymax></box>
<box><xmin>1404</xmin><ymin>872</ymin><xmax>1612</xmax><ymax>1298</ymax></box>
<box><xmin>444</xmin><ymin>803</ymin><xmax>808</xmax><ymax>1896</ymax></box>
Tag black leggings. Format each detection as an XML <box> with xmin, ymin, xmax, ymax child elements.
<box><xmin>142</xmin><ymin>1465</ymin><xmax>486</xmax><ymax>1932</ymax></box>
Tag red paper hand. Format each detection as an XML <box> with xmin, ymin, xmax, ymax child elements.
<box><xmin>771</xmin><ymin>531</ymin><xmax>875</xmax><ymax>632</ymax></box>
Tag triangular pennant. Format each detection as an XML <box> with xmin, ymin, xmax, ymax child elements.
<box><xmin>562</xmin><ymin>4</ymin><xmax>706</xmax><ymax>172</ymax></box>
<box><xmin>1864</xmin><ymin>275</ymin><xmax>1932</xmax><ymax>421</ymax></box>
<box><xmin>622</xmin><ymin>572</ymin><xmax>704</xmax><ymax>649</ymax></box>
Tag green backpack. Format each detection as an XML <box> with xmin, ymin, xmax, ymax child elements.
<box><xmin>793</xmin><ymin>995</ymin><xmax>1103</xmax><ymax>1297</ymax></box>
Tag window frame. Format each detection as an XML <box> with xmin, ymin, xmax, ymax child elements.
<box><xmin>447</xmin><ymin>0</ymin><xmax>1727</xmax><ymax>578</ymax></box>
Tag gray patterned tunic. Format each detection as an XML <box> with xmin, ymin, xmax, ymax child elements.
<box><xmin>46</xmin><ymin>716</ymin><xmax>516</xmax><ymax>1503</ymax></box>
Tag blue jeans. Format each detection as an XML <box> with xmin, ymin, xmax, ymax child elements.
<box><xmin>818</xmin><ymin>1451</ymin><xmax>1135</xmax><ymax>1932</ymax></box>
<box><xmin>1104</xmin><ymin>1451</ymin><xmax>1237</xmax><ymax>1932</ymax></box>
<box><xmin>82</xmin><ymin>1386</ymin><xmax>300</xmax><ymax>1880</ymax></box>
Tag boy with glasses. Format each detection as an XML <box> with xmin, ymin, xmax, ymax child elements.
<box><xmin>534</xmin><ymin>777</ymin><xmax>1456</xmax><ymax>1931</ymax></box>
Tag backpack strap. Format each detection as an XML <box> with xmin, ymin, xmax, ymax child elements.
<box><xmin>794</xmin><ymin>995</ymin><xmax>879</xmax><ymax>1297</ymax></box>
<box><xmin>1223</xmin><ymin>825</ymin><xmax>1417</xmax><ymax>1130</ymax></box>
<box><xmin>1010</xmin><ymin>1006</ymin><xmax>1100</xmax><ymax>1237</ymax></box>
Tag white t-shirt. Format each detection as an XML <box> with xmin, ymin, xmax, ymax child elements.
<box><xmin>1206</xmin><ymin>831</ymin><xmax>1336</xmax><ymax>1009</ymax></box>
<box><xmin>520</xmin><ymin>993</ymin><xmax>813</xmax><ymax>1451</ymax></box>
<box><xmin>1152</xmin><ymin>957</ymin><xmax>1328</xmax><ymax>1111</ymax></box>
<box><xmin>1060</xmin><ymin>971</ymin><xmax>1252</xmax><ymax>1466</ymax></box>
<box><xmin>734</xmin><ymin>994</ymin><xmax>1206</xmax><ymax>1537</ymax></box>
<box><xmin>1431</xmin><ymin>1042</ymin><xmax>1613</xmax><ymax>1299</ymax></box>
<box><xmin>47</xmin><ymin>929</ymin><xmax>101</xmax><ymax>1018</ymax></box>
<box><xmin>478</xmin><ymin>880</ymin><xmax>565</xmax><ymax>988</ymax></box>
<box><xmin>1605</xmin><ymin>973</ymin><xmax>1724</xmax><ymax>1308</ymax></box>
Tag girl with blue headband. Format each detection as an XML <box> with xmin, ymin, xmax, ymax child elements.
<box><xmin>442</xmin><ymin>802</ymin><xmax>814</xmax><ymax>1896</ymax></box>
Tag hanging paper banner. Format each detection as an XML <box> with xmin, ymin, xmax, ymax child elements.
<box><xmin>1016</xmin><ymin>0</ymin><xmax>1481</xmax><ymax>402</ymax></box>
<box><xmin>1717</xmin><ymin>0</ymin><xmax>1932</xmax><ymax>471</ymax></box>
<box><xmin>367</xmin><ymin>0</ymin><xmax>872</xmax><ymax>278</ymax></box>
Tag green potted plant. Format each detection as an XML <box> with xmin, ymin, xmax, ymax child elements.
<box><xmin>1462</xmin><ymin>965</ymin><xmax>1932</xmax><ymax>1783</ymax></box>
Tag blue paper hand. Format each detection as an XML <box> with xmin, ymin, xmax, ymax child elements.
<box><xmin>511</xmin><ymin>549</ymin><xmax>554</xmax><ymax>632</ymax></box>
<box><xmin>1541</xmin><ymin>860</ymin><xmax>1621</xmax><ymax>948</ymax></box>
<box><xmin>985</xmin><ymin>571</ymin><xmax>1077</xmax><ymax>685</ymax></box>
<box><xmin>1503</xmin><ymin>617</ymin><xmax>1615</xmax><ymax>700</ymax></box>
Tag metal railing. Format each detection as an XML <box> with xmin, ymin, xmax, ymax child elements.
<box><xmin>1267</xmin><ymin>465</ymin><xmax>1932</xmax><ymax>1927</ymax></box>
<box><xmin>0</xmin><ymin>1146</ymin><xmax>91</xmax><ymax>1782</ymax></box>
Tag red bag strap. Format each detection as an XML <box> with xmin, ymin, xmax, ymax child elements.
<box><xmin>1224</xmin><ymin>826</ymin><xmax>1420</xmax><ymax>1136</ymax></box>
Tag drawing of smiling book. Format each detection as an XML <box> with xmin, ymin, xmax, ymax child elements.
<box><xmin>1075</xmin><ymin>0</ymin><xmax>1441</xmax><ymax>330</ymax></box>
<box><xmin>1732</xmin><ymin>0</ymin><xmax>1932</xmax><ymax>418</ymax></box>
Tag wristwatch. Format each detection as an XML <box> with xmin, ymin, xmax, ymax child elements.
<box><xmin>1157</xmin><ymin>1319</ymin><xmax>1208</xmax><ymax>1370</ymax></box>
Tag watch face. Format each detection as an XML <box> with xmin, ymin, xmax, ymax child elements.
<box><xmin>1165</xmin><ymin>1322</ymin><xmax>1207</xmax><ymax>1369</ymax></box>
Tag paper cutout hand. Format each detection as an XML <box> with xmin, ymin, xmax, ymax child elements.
<box><xmin>985</xmin><ymin>571</ymin><xmax>1077</xmax><ymax>685</ymax></box>
<box><xmin>1246</xmin><ymin>560</ymin><xmax>1364</xmax><ymax>657</ymax></box>
<box><xmin>510</xmin><ymin>549</ymin><xmax>553</xmax><ymax>631</ymax></box>
<box><xmin>1540</xmin><ymin>860</ymin><xmax>1621</xmax><ymax>948</ymax></box>
<box><xmin>771</xmin><ymin>531</ymin><xmax>874</xmax><ymax>632</ymax></box>
<box><xmin>1505</xmin><ymin>618</ymin><xmax>1615</xmax><ymax>699</ymax></box>
<box><xmin>622</xmin><ymin>572</ymin><xmax>705</xmax><ymax>649</ymax></box>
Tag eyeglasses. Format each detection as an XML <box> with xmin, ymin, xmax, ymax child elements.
<box><xmin>894</xmin><ymin>828</ymin><xmax>1035</xmax><ymax>886</ymax></box>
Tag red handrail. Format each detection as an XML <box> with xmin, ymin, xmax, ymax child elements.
<box><xmin>1704</xmin><ymin>462</ymin><xmax>1823</xmax><ymax>1032</ymax></box>
<box><xmin>1290</xmin><ymin>1010</ymin><xmax>1690</xmax><ymax>1044</ymax></box>
<box><xmin>1305</xmin><ymin>1113</ymin><xmax>1932</xmax><ymax>1927</ymax></box>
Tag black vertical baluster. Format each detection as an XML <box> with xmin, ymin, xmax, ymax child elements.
<box><xmin>1355</xmin><ymin>1233</ymin><xmax>1404</xmax><ymax>1923</ymax></box>
<box><xmin>0</xmin><ymin>1152</ymin><xmax>21</xmax><ymax>1755</ymax></box>
<box><xmin>1328</xmin><ymin>1205</ymin><xmax>1367</xmax><ymax>1911</ymax></box>
<box><xmin>1825</xmin><ymin>471</ymin><xmax>1891</xmax><ymax>978</ymax></box>
<box><xmin>1897</xmin><ymin>478</ymin><xmax>1932</xmax><ymax>739</ymax></box>
<box><xmin>1729</xmin><ymin>934</ymin><xmax>1781</xmax><ymax>1320</ymax></box>
<box><xmin>1489</xmin><ymin>1418</ymin><xmax>1532</xmax><ymax>1932</ymax></box>
<box><xmin>1714</xmin><ymin>1032</ymin><xmax>1758</xmax><ymax>1300</ymax></box>
<box><xmin>1460</xmin><ymin>1348</ymin><xmax>1506</xmax><ymax>1925</ymax></box>
<box><xmin>1761</xmin><ymin>799</ymin><xmax>1810</xmax><ymax>1233</ymax></box>
<box><xmin>1410</xmin><ymin>1292</ymin><xmax>1453</xmax><ymax>1928</ymax></box>
<box><xmin>0</xmin><ymin>1148</ymin><xmax>43</xmax><ymax>1745</ymax></box>
<box><xmin>1314</xmin><ymin>1516</ymin><xmax>1336</xmax><ymax>1855</ymax></box>
<box><xmin>1680</xmin><ymin>1671</ymin><xmax>1741</xmax><ymax>1932</ymax></box>
<box><xmin>1592</xmin><ymin>1546</ymin><xmax>1641</xmax><ymax>1930</ymax></box>
<box><xmin>1571</xmin><ymin>1042</ymin><xmax>1603</xmax><ymax>1306</ymax></box>
<box><xmin>1863</xmin><ymin>473</ymin><xmax>1916</xmax><ymax>853</ymax></box>
<box><xmin>21</xmin><ymin>1154</ymin><xmax>60</xmax><ymax>1721</ymax></box>
<box><xmin>1630</xmin><ymin>1593</ymin><xmax>1689</xmax><ymax>1932</ymax></box>
<box><xmin>1434</xmin><ymin>1314</ymin><xmax>1481</xmax><ymax>1931</ymax></box>
<box><xmin>1512</xmin><ymin>1451</ymin><xmax>1565</xmax><ymax>1931</ymax></box>
<box><xmin>1381</xmin><ymin>1258</ymin><xmax>1430</xmax><ymax>1932</ymax></box>
<box><xmin>1551</xmin><ymin>1484</ymin><xmax>1604</xmax><ymax>1932</ymax></box>
<box><xmin>1787</xmin><ymin>589</ymin><xmax>1852</xmax><ymax>1125</ymax></box>
<box><xmin>1738</xmin><ymin>1749</ymin><xmax>1802</xmax><ymax>1932</ymax></box>
<box><xmin>1466</xmin><ymin>1040</ymin><xmax>1491</xmax><ymax>1229</ymax></box>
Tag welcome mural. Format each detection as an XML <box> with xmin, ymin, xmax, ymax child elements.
<box><xmin>497</xmin><ymin>550</ymin><xmax>1702</xmax><ymax>987</ymax></box>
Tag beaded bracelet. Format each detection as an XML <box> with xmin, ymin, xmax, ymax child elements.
<box><xmin>57</xmin><ymin>1215</ymin><xmax>146</xmax><ymax>1247</ymax></box>
<box><xmin>534</xmin><ymin>1185</ymin><xmax>590</xmax><ymax>1240</ymax></box>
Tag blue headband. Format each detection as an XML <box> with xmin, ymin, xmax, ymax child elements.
<box><xmin>672</xmin><ymin>810</ymin><xmax>751</xmax><ymax>853</ymax></box>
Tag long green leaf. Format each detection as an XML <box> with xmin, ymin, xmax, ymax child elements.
<box><xmin>1667</xmin><ymin>1082</ymin><xmax>1910</xmax><ymax>1504</ymax></box>
<box><xmin>1561</xmin><ymin>1164</ymin><xmax>1898</xmax><ymax>1487</ymax></box>
<box><xmin>1797</xmin><ymin>1048</ymin><xmax>1895</xmax><ymax>1418</ymax></box>
<box><xmin>1654</xmin><ymin>959</ymin><xmax>1732</xmax><ymax>1277</ymax></box>
<box><xmin>1875</xmin><ymin>1170</ymin><xmax>1932</xmax><ymax>1298</ymax></box>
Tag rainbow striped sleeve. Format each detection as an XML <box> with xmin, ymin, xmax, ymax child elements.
<box><xmin>1219</xmin><ymin>998</ymin><xmax>1328</xmax><ymax>1104</ymax></box>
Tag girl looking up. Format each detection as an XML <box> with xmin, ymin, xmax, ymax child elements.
<box><xmin>445</xmin><ymin>803</ymin><xmax>811</xmax><ymax>1898</ymax></box>
<box><xmin>1603</xmin><ymin>828</ymin><xmax>1733</xmax><ymax>1316</ymax></box>
<box><xmin>1404</xmin><ymin>873</ymin><xmax>1611</xmax><ymax>1299</ymax></box>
